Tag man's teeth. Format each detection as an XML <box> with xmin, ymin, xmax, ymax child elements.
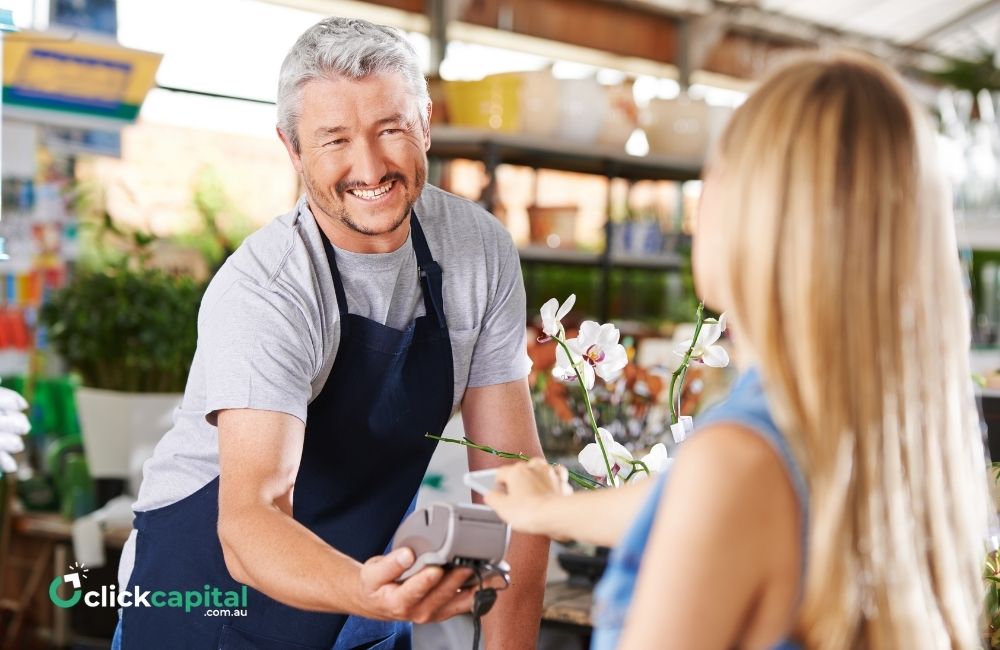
<box><xmin>348</xmin><ymin>182</ymin><xmax>394</xmax><ymax>200</ymax></box>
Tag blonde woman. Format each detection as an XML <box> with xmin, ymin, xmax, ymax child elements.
<box><xmin>486</xmin><ymin>53</ymin><xmax>992</xmax><ymax>649</ymax></box>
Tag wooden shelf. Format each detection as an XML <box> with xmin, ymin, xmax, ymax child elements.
<box><xmin>429</xmin><ymin>125</ymin><xmax>703</xmax><ymax>181</ymax></box>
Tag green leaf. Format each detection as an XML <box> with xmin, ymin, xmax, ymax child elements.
<box><xmin>40</xmin><ymin>266</ymin><xmax>206</xmax><ymax>393</ymax></box>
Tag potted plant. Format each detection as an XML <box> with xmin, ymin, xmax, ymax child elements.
<box><xmin>39</xmin><ymin>175</ymin><xmax>238</xmax><ymax>496</ymax></box>
<box><xmin>39</xmin><ymin>170</ymin><xmax>252</xmax><ymax>497</ymax></box>
<box><xmin>39</xmin><ymin>203</ymin><xmax>209</xmax><ymax>496</ymax></box>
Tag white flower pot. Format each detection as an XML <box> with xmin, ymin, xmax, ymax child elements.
<box><xmin>555</xmin><ymin>78</ymin><xmax>608</xmax><ymax>145</ymax></box>
<box><xmin>75</xmin><ymin>387</ymin><xmax>181</xmax><ymax>495</ymax></box>
<box><xmin>644</xmin><ymin>96</ymin><xmax>710</xmax><ymax>159</ymax></box>
<box><xmin>518</xmin><ymin>70</ymin><xmax>560</xmax><ymax>138</ymax></box>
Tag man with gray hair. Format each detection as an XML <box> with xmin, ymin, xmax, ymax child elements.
<box><xmin>114</xmin><ymin>16</ymin><xmax>548</xmax><ymax>649</ymax></box>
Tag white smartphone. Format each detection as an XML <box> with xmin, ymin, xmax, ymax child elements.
<box><xmin>462</xmin><ymin>468</ymin><xmax>499</xmax><ymax>496</ymax></box>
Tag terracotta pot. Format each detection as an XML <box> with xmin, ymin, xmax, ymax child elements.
<box><xmin>528</xmin><ymin>205</ymin><xmax>578</xmax><ymax>248</ymax></box>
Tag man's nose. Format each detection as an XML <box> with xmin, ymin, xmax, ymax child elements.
<box><xmin>351</xmin><ymin>140</ymin><xmax>389</xmax><ymax>186</ymax></box>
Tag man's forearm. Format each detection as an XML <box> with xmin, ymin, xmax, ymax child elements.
<box><xmin>219</xmin><ymin>504</ymin><xmax>371</xmax><ymax>616</ymax></box>
<box><xmin>483</xmin><ymin>531</ymin><xmax>549</xmax><ymax>649</ymax></box>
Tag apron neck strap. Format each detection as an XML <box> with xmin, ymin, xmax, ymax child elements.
<box><xmin>411</xmin><ymin>213</ymin><xmax>448</xmax><ymax>330</ymax></box>
<box><xmin>321</xmin><ymin>230</ymin><xmax>350</xmax><ymax>320</ymax></box>
<box><xmin>320</xmin><ymin>211</ymin><xmax>447</xmax><ymax>330</ymax></box>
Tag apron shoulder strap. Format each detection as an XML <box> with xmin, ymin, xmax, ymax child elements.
<box><xmin>321</xmin><ymin>233</ymin><xmax>350</xmax><ymax>320</ymax></box>
<box><xmin>410</xmin><ymin>213</ymin><xmax>447</xmax><ymax>330</ymax></box>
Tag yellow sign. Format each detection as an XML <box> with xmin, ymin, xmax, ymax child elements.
<box><xmin>3</xmin><ymin>31</ymin><xmax>161</xmax><ymax>120</ymax></box>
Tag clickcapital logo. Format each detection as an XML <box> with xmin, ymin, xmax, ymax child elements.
<box><xmin>48</xmin><ymin>562</ymin><xmax>249</xmax><ymax>617</ymax></box>
<box><xmin>48</xmin><ymin>562</ymin><xmax>87</xmax><ymax>608</ymax></box>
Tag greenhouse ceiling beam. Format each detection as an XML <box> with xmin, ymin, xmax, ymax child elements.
<box><xmin>260</xmin><ymin>0</ymin><xmax>946</xmax><ymax>79</ymax></box>
<box><xmin>425</xmin><ymin>0</ymin><xmax>947</xmax><ymax>76</ymax></box>
<box><xmin>450</xmin><ymin>0</ymin><xmax>828</xmax><ymax>79</ymax></box>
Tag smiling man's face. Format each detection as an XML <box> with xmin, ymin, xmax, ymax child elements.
<box><xmin>280</xmin><ymin>72</ymin><xmax>430</xmax><ymax>252</ymax></box>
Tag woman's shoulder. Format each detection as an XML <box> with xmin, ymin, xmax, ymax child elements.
<box><xmin>615</xmin><ymin>422</ymin><xmax>804</xmax><ymax>648</ymax></box>
<box><xmin>666</xmin><ymin>420</ymin><xmax>803</xmax><ymax>589</ymax></box>
<box><xmin>675</xmin><ymin>421</ymin><xmax>800</xmax><ymax>515</ymax></box>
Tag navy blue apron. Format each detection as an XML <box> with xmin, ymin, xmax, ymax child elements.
<box><xmin>120</xmin><ymin>212</ymin><xmax>454</xmax><ymax>649</ymax></box>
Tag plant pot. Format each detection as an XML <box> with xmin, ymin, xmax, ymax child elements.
<box><xmin>75</xmin><ymin>387</ymin><xmax>182</xmax><ymax>496</ymax></box>
<box><xmin>528</xmin><ymin>205</ymin><xmax>578</xmax><ymax>249</ymax></box>
<box><xmin>644</xmin><ymin>96</ymin><xmax>710</xmax><ymax>159</ymax></box>
<box><xmin>555</xmin><ymin>78</ymin><xmax>608</xmax><ymax>145</ymax></box>
<box><xmin>444</xmin><ymin>74</ymin><xmax>522</xmax><ymax>132</ymax></box>
<box><xmin>518</xmin><ymin>70</ymin><xmax>560</xmax><ymax>138</ymax></box>
<box><xmin>598</xmin><ymin>82</ymin><xmax>638</xmax><ymax>150</ymax></box>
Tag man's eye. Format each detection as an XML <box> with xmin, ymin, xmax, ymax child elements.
<box><xmin>326</xmin><ymin>139</ymin><xmax>348</xmax><ymax>146</ymax></box>
<box><xmin>380</xmin><ymin>129</ymin><xmax>402</xmax><ymax>136</ymax></box>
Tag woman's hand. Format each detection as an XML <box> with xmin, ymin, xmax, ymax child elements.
<box><xmin>483</xmin><ymin>458</ymin><xmax>573</xmax><ymax>539</ymax></box>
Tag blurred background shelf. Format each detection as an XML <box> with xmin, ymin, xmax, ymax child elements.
<box><xmin>429</xmin><ymin>125</ymin><xmax>704</xmax><ymax>182</ymax></box>
<box><xmin>518</xmin><ymin>246</ymin><xmax>602</xmax><ymax>266</ymax></box>
<box><xmin>610</xmin><ymin>251</ymin><xmax>686</xmax><ymax>270</ymax></box>
<box><xmin>428</xmin><ymin>125</ymin><xmax>698</xmax><ymax>322</ymax></box>
<box><xmin>518</xmin><ymin>246</ymin><xmax>684</xmax><ymax>270</ymax></box>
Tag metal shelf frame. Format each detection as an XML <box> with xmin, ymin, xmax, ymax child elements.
<box><xmin>427</xmin><ymin>125</ymin><xmax>703</xmax><ymax>320</ymax></box>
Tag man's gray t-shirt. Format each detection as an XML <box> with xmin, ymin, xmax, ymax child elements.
<box><xmin>118</xmin><ymin>184</ymin><xmax>531</xmax><ymax>590</ymax></box>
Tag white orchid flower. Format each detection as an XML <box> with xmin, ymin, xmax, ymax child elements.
<box><xmin>552</xmin><ymin>320</ymin><xmax>627</xmax><ymax>390</ymax></box>
<box><xmin>540</xmin><ymin>294</ymin><xmax>576</xmax><ymax>339</ymax></box>
<box><xmin>554</xmin><ymin>343</ymin><xmax>594</xmax><ymax>389</ymax></box>
<box><xmin>674</xmin><ymin>312</ymin><xmax>729</xmax><ymax>368</ymax></box>
<box><xmin>641</xmin><ymin>443</ymin><xmax>669</xmax><ymax>472</ymax></box>
<box><xmin>629</xmin><ymin>443</ymin><xmax>671</xmax><ymax>483</ymax></box>
<box><xmin>578</xmin><ymin>428</ymin><xmax>634</xmax><ymax>486</ymax></box>
<box><xmin>571</xmin><ymin>321</ymin><xmax>628</xmax><ymax>381</ymax></box>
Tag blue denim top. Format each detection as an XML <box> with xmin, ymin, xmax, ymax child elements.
<box><xmin>590</xmin><ymin>367</ymin><xmax>809</xmax><ymax>650</ymax></box>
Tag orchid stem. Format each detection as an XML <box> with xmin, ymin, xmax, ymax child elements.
<box><xmin>669</xmin><ymin>302</ymin><xmax>705</xmax><ymax>425</ymax></box>
<box><xmin>623</xmin><ymin>459</ymin><xmax>651</xmax><ymax>481</ymax></box>
<box><xmin>553</xmin><ymin>335</ymin><xmax>617</xmax><ymax>487</ymax></box>
<box><xmin>425</xmin><ymin>434</ymin><xmax>601</xmax><ymax>490</ymax></box>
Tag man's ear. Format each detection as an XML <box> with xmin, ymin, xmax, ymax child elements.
<box><xmin>277</xmin><ymin>126</ymin><xmax>304</xmax><ymax>174</ymax></box>
<box><xmin>423</xmin><ymin>101</ymin><xmax>433</xmax><ymax>152</ymax></box>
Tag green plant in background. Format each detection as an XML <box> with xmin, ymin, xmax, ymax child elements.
<box><xmin>987</xmin><ymin>549</ymin><xmax>1000</xmax><ymax>649</ymax></box>
<box><xmin>73</xmin><ymin>166</ymin><xmax>251</xmax><ymax>277</ymax></box>
<box><xmin>985</xmin><ymin>462</ymin><xmax>1000</xmax><ymax>648</ymax></box>
<box><xmin>173</xmin><ymin>166</ymin><xmax>254</xmax><ymax>276</ymax></box>
<box><xmin>42</xmin><ymin>190</ymin><xmax>209</xmax><ymax>393</ymax></box>
<box><xmin>930</xmin><ymin>48</ymin><xmax>1000</xmax><ymax>94</ymax></box>
<box><xmin>42</xmin><ymin>168</ymin><xmax>256</xmax><ymax>393</ymax></box>
<box><xmin>521</xmin><ymin>261</ymin><xmax>695</xmax><ymax>328</ymax></box>
<box><xmin>40</xmin><ymin>262</ymin><xmax>204</xmax><ymax>393</ymax></box>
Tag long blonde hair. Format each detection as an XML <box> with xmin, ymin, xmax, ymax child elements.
<box><xmin>714</xmin><ymin>53</ymin><xmax>991</xmax><ymax>648</ymax></box>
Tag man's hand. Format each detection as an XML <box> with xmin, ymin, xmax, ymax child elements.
<box><xmin>0</xmin><ymin>386</ymin><xmax>30</xmax><ymax>473</ymax></box>
<box><xmin>218</xmin><ymin>409</ymin><xmax>478</xmax><ymax>618</ymax></box>
<box><xmin>358</xmin><ymin>548</ymin><xmax>477</xmax><ymax>624</ymax></box>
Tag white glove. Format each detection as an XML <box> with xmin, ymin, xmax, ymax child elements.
<box><xmin>0</xmin><ymin>386</ymin><xmax>30</xmax><ymax>474</ymax></box>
